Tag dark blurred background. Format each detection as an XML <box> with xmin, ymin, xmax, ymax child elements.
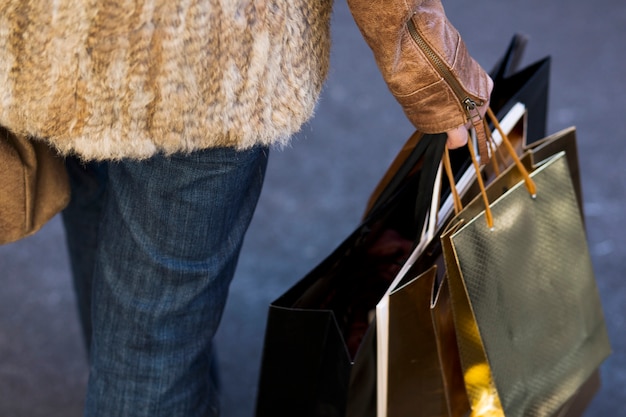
<box><xmin>1</xmin><ymin>0</ymin><xmax>624</xmax><ymax>415</ymax></box>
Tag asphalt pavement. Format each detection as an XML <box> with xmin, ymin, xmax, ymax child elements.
<box><xmin>0</xmin><ymin>0</ymin><xmax>624</xmax><ymax>415</ymax></box>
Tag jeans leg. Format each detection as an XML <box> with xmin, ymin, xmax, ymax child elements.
<box><xmin>84</xmin><ymin>146</ymin><xmax>269</xmax><ymax>417</ymax></box>
<box><xmin>62</xmin><ymin>157</ymin><xmax>109</xmax><ymax>354</ymax></box>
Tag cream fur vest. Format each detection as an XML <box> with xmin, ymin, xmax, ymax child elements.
<box><xmin>0</xmin><ymin>1</ymin><xmax>332</xmax><ymax>160</ymax></box>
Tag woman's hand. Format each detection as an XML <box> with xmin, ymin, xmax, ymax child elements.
<box><xmin>445</xmin><ymin>124</ymin><xmax>472</xmax><ymax>149</ymax></box>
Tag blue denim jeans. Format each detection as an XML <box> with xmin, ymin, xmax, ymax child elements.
<box><xmin>62</xmin><ymin>146</ymin><xmax>269</xmax><ymax>417</ymax></box>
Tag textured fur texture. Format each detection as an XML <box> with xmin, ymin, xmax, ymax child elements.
<box><xmin>0</xmin><ymin>0</ymin><xmax>332</xmax><ymax>160</ymax></box>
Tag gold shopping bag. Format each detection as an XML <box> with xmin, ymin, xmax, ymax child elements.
<box><xmin>440</xmin><ymin>118</ymin><xmax>611</xmax><ymax>417</ymax></box>
<box><xmin>374</xmin><ymin>102</ymin><xmax>530</xmax><ymax>417</ymax></box>
<box><xmin>383</xmin><ymin>265</ymin><xmax>468</xmax><ymax>417</ymax></box>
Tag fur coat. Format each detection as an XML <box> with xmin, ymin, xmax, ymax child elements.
<box><xmin>0</xmin><ymin>0</ymin><xmax>490</xmax><ymax>161</ymax></box>
<box><xmin>0</xmin><ymin>0</ymin><xmax>332</xmax><ymax>160</ymax></box>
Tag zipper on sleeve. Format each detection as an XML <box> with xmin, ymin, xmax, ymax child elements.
<box><xmin>406</xmin><ymin>17</ymin><xmax>483</xmax><ymax>121</ymax></box>
<box><xmin>407</xmin><ymin>16</ymin><xmax>490</xmax><ymax>162</ymax></box>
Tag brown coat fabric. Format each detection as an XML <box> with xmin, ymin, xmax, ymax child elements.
<box><xmin>0</xmin><ymin>0</ymin><xmax>490</xmax><ymax>161</ymax></box>
<box><xmin>0</xmin><ymin>127</ymin><xmax>70</xmax><ymax>244</ymax></box>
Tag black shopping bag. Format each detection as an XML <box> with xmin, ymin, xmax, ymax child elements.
<box><xmin>255</xmin><ymin>133</ymin><xmax>446</xmax><ymax>417</ymax></box>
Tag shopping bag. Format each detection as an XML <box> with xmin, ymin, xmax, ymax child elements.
<box><xmin>375</xmin><ymin>102</ymin><xmax>528</xmax><ymax>417</ymax></box>
<box><xmin>375</xmin><ymin>120</ymin><xmax>604</xmax><ymax>417</ymax></box>
<box><xmin>255</xmin><ymin>133</ymin><xmax>447</xmax><ymax>417</ymax></box>
<box><xmin>440</xmin><ymin>114</ymin><xmax>611</xmax><ymax>417</ymax></box>
<box><xmin>552</xmin><ymin>370</ymin><xmax>601</xmax><ymax>417</ymax></box>
<box><xmin>383</xmin><ymin>265</ymin><xmax>468</xmax><ymax>417</ymax></box>
<box><xmin>255</xmin><ymin>104</ymin><xmax>527</xmax><ymax>417</ymax></box>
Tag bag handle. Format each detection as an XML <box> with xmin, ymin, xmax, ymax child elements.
<box><xmin>444</xmin><ymin>107</ymin><xmax>537</xmax><ymax>229</ymax></box>
<box><xmin>443</xmin><ymin>147</ymin><xmax>463</xmax><ymax>215</ymax></box>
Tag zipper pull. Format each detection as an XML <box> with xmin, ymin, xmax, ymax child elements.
<box><xmin>463</xmin><ymin>98</ymin><xmax>490</xmax><ymax>165</ymax></box>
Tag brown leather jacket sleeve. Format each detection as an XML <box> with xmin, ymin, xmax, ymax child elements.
<box><xmin>347</xmin><ymin>0</ymin><xmax>492</xmax><ymax>134</ymax></box>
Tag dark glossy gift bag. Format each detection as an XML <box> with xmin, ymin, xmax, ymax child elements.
<box><xmin>256</xmin><ymin>132</ymin><xmax>447</xmax><ymax>417</ymax></box>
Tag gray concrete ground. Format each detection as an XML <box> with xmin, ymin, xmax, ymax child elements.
<box><xmin>1</xmin><ymin>0</ymin><xmax>624</xmax><ymax>415</ymax></box>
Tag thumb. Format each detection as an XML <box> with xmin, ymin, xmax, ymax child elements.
<box><xmin>445</xmin><ymin>125</ymin><xmax>470</xmax><ymax>149</ymax></box>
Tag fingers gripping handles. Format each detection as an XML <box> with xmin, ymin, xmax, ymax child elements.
<box><xmin>445</xmin><ymin>108</ymin><xmax>537</xmax><ymax>229</ymax></box>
